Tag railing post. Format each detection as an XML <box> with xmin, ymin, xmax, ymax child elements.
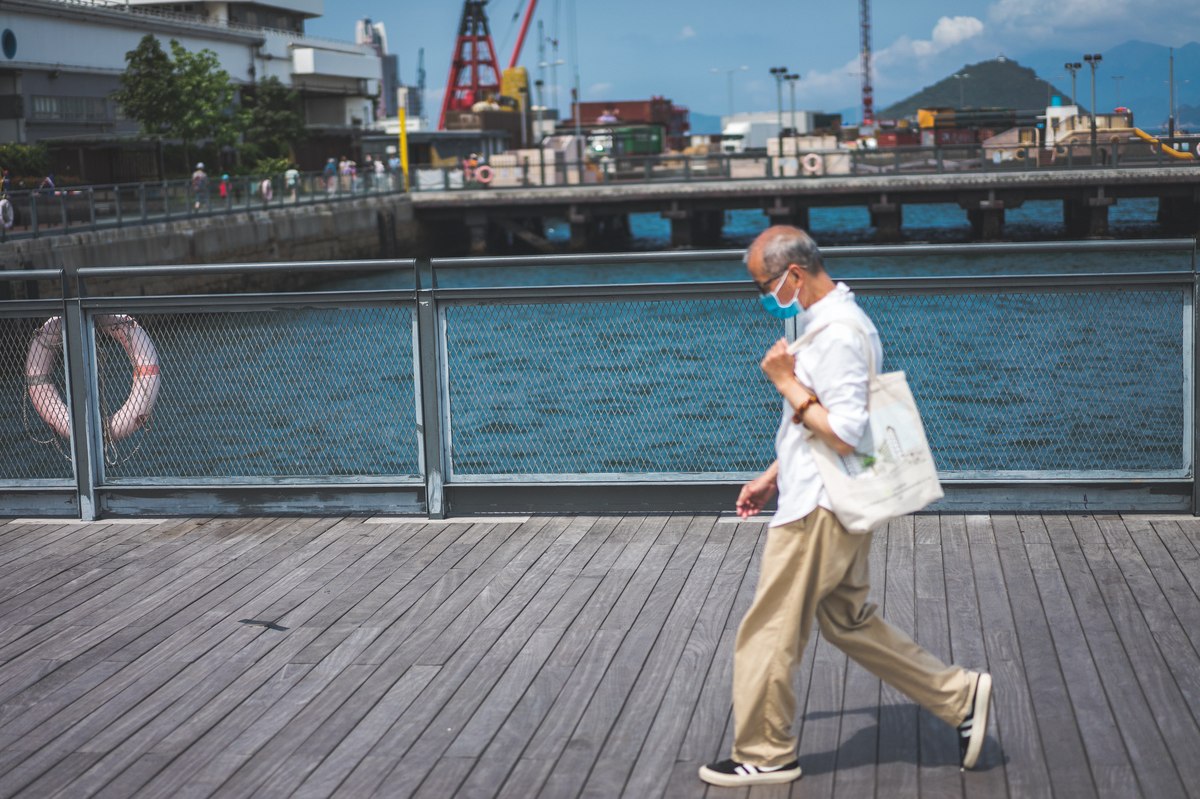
<box><xmin>936</xmin><ymin>146</ymin><xmax>944</xmax><ymax>173</ymax></box>
<box><xmin>415</xmin><ymin>257</ymin><xmax>447</xmax><ymax>519</ymax></box>
<box><xmin>88</xmin><ymin>187</ymin><xmax>97</xmax><ymax>231</ymax></box>
<box><xmin>684</xmin><ymin>157</ymin><xmax>691</xmax><ymax>182</ymax></box>
<box><xmin>60</xmin><ymin>268</ymin><xmax>101</xmax><ymax>521</ymax></box>
<box><xmin>114</xmin><ymin>185</ymin><xmax>122</xmax><ymax>228</ymax></box>
<box><xmin>162</xmin><ymin>180</ymin><xmax>170</xmax><ymax>220</ymax></box>
<box><xmin>59</xmin><ymin>190</ymin><xmax>69</xmax><ymax>231</ymax></box>
<box><xmin>29</xmin><ymin>193</ymin><xmax>38</xmax><ymax>238</ymax></box>
<box><xmin>139</xmin><ymin>183</ymin><xmax>147</xmax><ymax>223</ymax></box>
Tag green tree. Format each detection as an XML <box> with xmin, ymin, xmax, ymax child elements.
<box><xmin>243</xmin><ymin>76</ymin><xmax>307</xmax><ymax>161</ymax></box>
<box><xmin>112</xmin><ymin>35</ymin><xmax>242</xmax><ymax>173</ymax></box>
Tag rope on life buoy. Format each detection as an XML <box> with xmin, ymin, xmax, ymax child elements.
<box><xmin>474</xmin><ymin>165</ymin><xmax>494</xmax><ymax>185</ymax></box>
<box><xmin>801</xmin><ymin>153</ymin><xmax>823</xmax><ymax>176</ymax></box>
<box><xmin>25</xmin><ymin>314</ymin><xmax>161</xmax><ymax>444</ymax></box>
<box><xmin>0</xmin><ymin>197</ymin><xmax>13</xmax><ymax>229</ymax></box>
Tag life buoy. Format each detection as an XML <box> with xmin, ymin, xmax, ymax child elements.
<box><xmin>474</xmin><ymin>165</ymin><xmax>494</xmax><ymax>185</ymax></box>
<box><xmin>0</xmin><ymin>197</ymin><xmax>13</xmax><ymax>229</ymax></box>
<box><xmin>801</xmin><ymin>153</ymin><xmax>823</xmax><ymax>176</ymax></box>
<box><xmin>26</xmin><ymin>314</ymin><xmax>161</xmax><ymax>442</ymax></box>
<box><xmin>260</xmin><ymin>179</ymin><xmax>274</xmax><ymax>201</ymax></box>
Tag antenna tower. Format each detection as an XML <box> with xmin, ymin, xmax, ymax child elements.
<box><xmin>438</xmin><ymin>1</ymin><xmax>502</xmax><ymax>130</ymax></box>
<box><xmin>859</xmin><ymin>0</ymin><xmax>874</xmax><ymax>126</ymax></box>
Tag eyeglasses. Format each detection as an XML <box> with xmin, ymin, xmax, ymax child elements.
<box><xmin>752</xmin><ymin>270</ymin><xmax>789</xmax><ymax>295</ymax></box>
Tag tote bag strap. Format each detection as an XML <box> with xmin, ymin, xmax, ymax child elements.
<box><xmin>788</xmin><ymin>317</ymin><xmax>877</xmax><ymax>378</ymax></box>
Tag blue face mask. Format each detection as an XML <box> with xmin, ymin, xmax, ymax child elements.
<box><xmin>759</xmin><ymin>274</ymin><xmax>800</xmax><ymax>319</ymax></box>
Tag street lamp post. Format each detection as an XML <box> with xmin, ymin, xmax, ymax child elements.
<box><xmin>711</xmin><ymin>65</ymin><xmax>749</xmax><ymax>118</ymax></box>
<box><xmin>952</xmin><ymin>72</ymin><xmax>970</xmax><ymax>108</ymax></box>
<box><xmin>1064</xmin><ymin>62</ymin><xmax>1082</xmax><ymax>106</ymax></box>
<box><xmin>785</xmin><ymin>73</ymin><xmax>800</xmax><ymax>152</ymax></box>
<box><xmin>770</xmin><ymin>66</ymin><xmax>788</xmax><ymax>139</ymax></box>
<box><xmin>1084</xmin><ymin>53</ymin><xmax>1103</xmax><ymax>161</ymax></box>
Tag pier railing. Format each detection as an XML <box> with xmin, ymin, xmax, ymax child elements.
<box><xmin>0</xmin><ymin>168</ymin><xmax>405</xmax><ymax>243</ymax></box>
<box><xmin>412</xmin><ymin>141</ymin><xmax>1197</xmax><ymax>192</ymax></box>
<box><xmin>0</xmin><ymin>239</ymin><xmax>1196</xmax><ymax>519</ymax></box>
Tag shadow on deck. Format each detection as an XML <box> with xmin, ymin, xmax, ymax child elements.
<box><xmin>0</xmin><ymin>513</ymin><xmax>1198</xmax><ymax>798</ymax></box>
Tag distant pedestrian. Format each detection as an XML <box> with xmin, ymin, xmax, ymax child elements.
<box><xmin>323</xmin><ymin>157</ymin><xmax>337</xmax><ymax>194</ymax></box>
<box><xmin>387</xmin><ymin>152</ymin><xmax>401</xmax><ymax>189</ymax></box>
<box><xmin>698</xmin><ymin>225</ymin><xmax>994</xmax><ymax>788</ymax></box>
<box><xmin>39</xmin><ymin>173</ymin><xmax>54</xmax><ymax>194</ymax></box>
<box><xmin>191</xmin><ymin>162</ymin><xmax>208</xmax><ymax>210</ymax></box>
<box><xmin>363</xmin><ymin>154</ymin><xmax>375</xmax><ymax>190</ymax></box>
<box><xmin>284</xmin><ymin>164</ymin><xmax>300</xmax><ymax>203</ymax></box>
<box><xmin>373</xmin><ymin>156</ymin><xmax>386</xmax><ymax>190</ymax></box>
<box><xmin>1</xmin><ymin>168</ymin><xmax>10</xmax><ymax>194</ymax></box>
<box><xmin>219</xmin><ymin>173</ymin><xmax>230</xmax><ymax>202</ymax></box>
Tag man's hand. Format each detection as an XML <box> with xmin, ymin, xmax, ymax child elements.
<box><xmin>735</xmin><ymin>473</ymin><xmax>778</xmax><ymax>519</ymax></box>
<box><xmin>760</xmin><ymin>338</ymin><xmax>796</xmax><ymax>392</ymax></box>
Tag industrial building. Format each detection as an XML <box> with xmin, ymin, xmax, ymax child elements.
<box><xmin>0</xmin><ymin>0</ymin><xmax>382</xmax><ymax>178</ymax></box>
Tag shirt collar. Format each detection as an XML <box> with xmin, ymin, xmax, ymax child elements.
<box><xmin>800</xmin><ymin>282</ymin><xmax>854</xmax><ymax>324</ymax></box>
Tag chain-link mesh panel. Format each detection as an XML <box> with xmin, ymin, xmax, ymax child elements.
<box><xmin>444</xmin><ymin>287</ymin><xmax>1187</xmax><ymax>479</ymax></box>
<box><xmin>0</xmin><ymin>314</ymin><xmax>74</xmax><ymax>481</ymax></box>
<box><xmin>98</xmin><ymin>306</ymin><xmax>420</xmax><ymax>480</ymax></box>
<box><xmin>862</xmin><ymin>288</ymin><xmax>1186</xmax><ymax>472</ymax></box>
<box><xmin>445</xmin><ymin>297</ymin><xmax>782</xmax><ymax>476</ymax></box>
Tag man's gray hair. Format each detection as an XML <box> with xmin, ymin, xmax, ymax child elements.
<box><xmin>752</xmin><ymin>227</ymin><xmax>826</xmax><ymax>277</ymax></box>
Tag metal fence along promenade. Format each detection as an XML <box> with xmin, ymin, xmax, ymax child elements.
<box><xmin>0</xmin><ymin>169</ymin><xmax>405</xmax><ymax>243</ymax></box>
<box><xmin>0</xmin><ymin>239</ymin><xmax>1196</xmax><ymax>519</ymax></box>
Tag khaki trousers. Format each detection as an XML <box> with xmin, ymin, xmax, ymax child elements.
<box><xmin>732</xmin><ymin>507</ymin><xmax>976</xmax><ymax>767</ymax></box>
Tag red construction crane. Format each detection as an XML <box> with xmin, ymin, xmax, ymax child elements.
<box><xmin>860</xmin><ymin>0</ymin><xmax>874</xmax><ymax>126</ymax></box>
<box><xmin>438</xmin><ymin>0</ymin><xmax>539</xmax><ymax>130</ymax></box>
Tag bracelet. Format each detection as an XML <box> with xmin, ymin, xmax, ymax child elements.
<box><xmin>791</xmin><ymin>393</ymin><xmax>818</xmax><ymax>424</ymax></box>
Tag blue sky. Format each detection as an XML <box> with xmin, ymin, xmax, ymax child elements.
<box><xmin>308</xmin><ymin>1</ymin><xmax>1200</xmax><ymax>120</ymax></box>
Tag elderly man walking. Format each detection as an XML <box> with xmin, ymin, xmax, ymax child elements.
<box><xmin>699</xmin><ymin>226</ymin><xmax>993</xmax><ymax>788</ymax></box>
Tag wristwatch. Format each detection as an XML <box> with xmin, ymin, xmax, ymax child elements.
<box><xmin>792</xmin><ymin>393</ymin><xmax>818</xmax><ymax>424</ymax></box>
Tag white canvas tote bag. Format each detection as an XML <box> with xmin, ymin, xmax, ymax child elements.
<box><xmin>788</xmin><ymin>319</ymin><xmax>943</xmax><ymax>533</ymax></box>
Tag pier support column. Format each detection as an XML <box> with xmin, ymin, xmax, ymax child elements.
<box><xmin>662</xmin><ymin>207</ymin><xmax>721</xmax><ymax>248</ymax></box>
<box><xmin>869</xmin><ymin>202</ymin><xmax>903</xmax><ymax>242</ymax></box>
<box><xmin>765</xmin><ymin>201</ymin><xmax>810</xmax><ymax>230</ymax></box>
<box><xmin>966</xmin><ymin>201</ymin><xmax>1006</xmax><ymax>241</ymax></box>
<box><xmin>1158</xmin><ymin>196</ymin><xmax>1200</xmax><ymax>234</ymax></box>
<box><xmin>568</xmin><ymin>208</ymin><xmax>592</xmax><ymax>251</ymax></box>
<box><xmin>465</xmin><ymin>213</ymin><xmax>489</xmax><ymax>256</ymax></box>
<box><xmin>1064</xmin><ymin>197</ymin><xmax>1113</xmax><ymax>238</ymax></box>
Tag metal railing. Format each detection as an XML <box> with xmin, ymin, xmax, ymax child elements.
<box><xmin>0</xmin><ymin>169</ymin><xmax>406</xmax><ymax>243</ymax></box>
<box><xmin>412</xmin><ymin>141</ymin><xmax>1198</xmax><ymax>192</ymax></box>
<box><xmin>0</xmin><ymin>238</ymin><xmax>1196</xmax><ymax>519</ymax></box>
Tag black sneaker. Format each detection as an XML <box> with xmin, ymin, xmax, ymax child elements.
<box><xmin>958</xmin><ymin>671</ymin><xmax>993</xmax><ymax>769</ymax></box>
<box><xmin>698</xmin><ymin>758</ymin><xmax>802</xmax><ymax>787</ymax></box>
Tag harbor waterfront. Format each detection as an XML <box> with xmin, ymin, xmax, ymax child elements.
<box><xmin>0</xmin><ymin>237</ymin><xmax>1194</xmax><ymax>519</ymax></box>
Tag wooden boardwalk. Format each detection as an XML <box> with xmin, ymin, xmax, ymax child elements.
<box><xmin>1</xmin><ymin>513</ymin><xmax>1199</xmax><ymax>798</ymax></box>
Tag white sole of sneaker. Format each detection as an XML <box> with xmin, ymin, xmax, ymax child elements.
<box><xmin>962</xmin><ymin>672</ymin><xmax>993</xmax><ymax>769</ymax></box>
<box><xmin>697</xmin><ymin>763</ymin><xmax>802</xmax><ymax>787</ymax></box>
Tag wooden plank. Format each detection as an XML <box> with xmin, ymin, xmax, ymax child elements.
<box><xmin>623</xmin><ymin>518</ymin><xmax>759</xmax><ymax>798</ymax></box>
<box><xmin>1076</xmin><ymin>516</ymin><xmax>1200</xmax><ymax>789</ymax></box>
<box><xmin>978</xmin><ymin>515</ymin><xmax>1084</xmax><ymax>799</ymax></box>
<box><xmin>1043</xmin><ymin>514</ymin><xmax>1181</xmax><ymax>797</ymax></box>
<box><xmin>827</xmin><ymin>520</ymin><xmax>886</xmax><ymax>799</ymax></box>
<box><xmin>965</xmin><ymin>515</ymin><xmax>1049</xmax><ymax>798</ymax></box>
<box><xmin>875</xmin><ymin>516</ymin><xmax>919</xmax><ymax>799</ymax></box>
<box><xmin>912</xmin><ymin>514</ymin><xmax>962</xmax><ymax>799</ymax></box>
<box><xmin>1017</xmin><ymin>515</ymin><xmax>1137</xmax><ymax>799</ymax></box>
<box><xmin>331</xmin><ymin>516</ymin><xmax>630</xmax><ymax>798</ymax></box>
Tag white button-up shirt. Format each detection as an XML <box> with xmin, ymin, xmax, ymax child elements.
<box><xmin>772</xmin><ymin>282</ymin><xmax>883</xmax><ymax>528</ymax></box>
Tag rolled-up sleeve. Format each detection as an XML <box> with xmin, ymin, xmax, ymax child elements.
<box><xmin>806</xmin><ymin>331</ymin><xmax>870</xmax><ymax>449</ymax></box>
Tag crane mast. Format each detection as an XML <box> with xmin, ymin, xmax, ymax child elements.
<box><xmin>860</xmin><ymin>0</ymin><xmax>874</xmax><ymax>126</ymax></box>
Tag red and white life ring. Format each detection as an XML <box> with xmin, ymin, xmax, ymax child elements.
<box><xmin>0</xmin><ymin>197</ymin><xmax>13</xmax><ymax>229</ymax></box>
<box><xmin>26</xmin><ymin>314</ymin><xmax>161</xmax><ymax>442</ymax></box>
<box><xmin>473</xmin><ymin>164</ymin><xmax>494</xmax><ymax>185</ymax></box>
<box><xmin>260</xmin><ymin>178</ymin><xmax>274</xmax><ymax>201</ymax></box>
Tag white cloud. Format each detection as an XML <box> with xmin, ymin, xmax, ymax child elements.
<box><xmin>679</xmin><ymin>25</ymin><xmax>697</xmax><ymax>40</ymax></box>
<box><xmin>588</xmin><ymin>82</ymin><xmax>614</xmax><ymax>97</ymax></box>
<box><xmin>987</xmin><ymin>0</ymin><xmax>1200</xmax><ymax>44</ymax></box>
<box><xmin>795</xmin><ymin>15</ymin><xmax>986</xmax><ymax>108</ymax></box>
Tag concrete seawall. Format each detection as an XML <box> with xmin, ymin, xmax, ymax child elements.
<box><xmin>0</xmin><ymin>194</ymin><xmax>417</xmax><ymax>293</ymax></box>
